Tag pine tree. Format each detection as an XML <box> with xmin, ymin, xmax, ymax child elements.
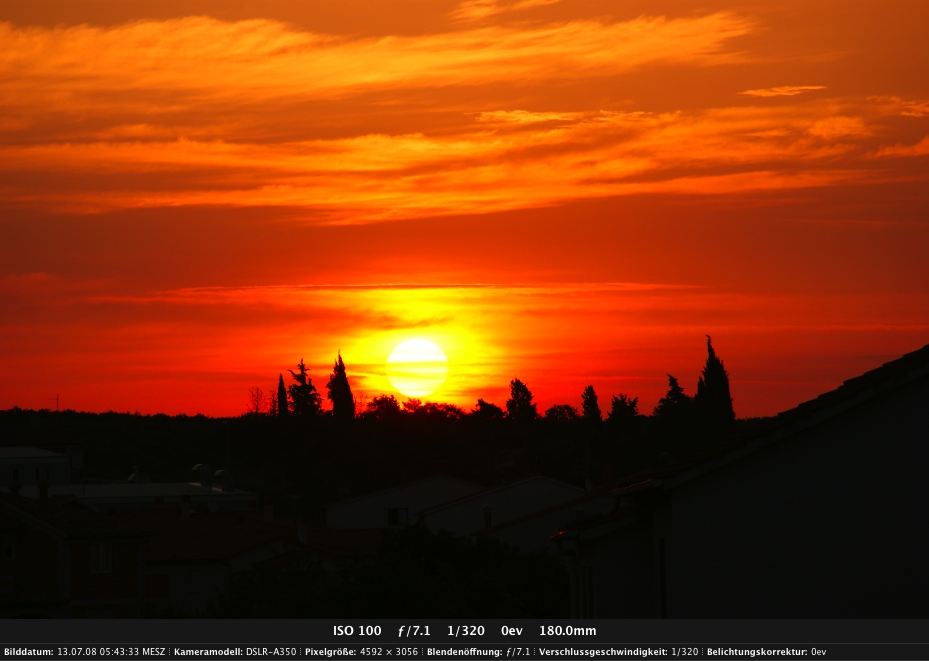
<box><xmin>277</xmin><ymin>374</ymin><xmax>288</xmax><ymax>418</ymax></box>
<box><xmin>606</xmin><ymin>393</ymin><xmax>641</xmax><ymax>439</ymax></box>
<box><xmin>581</xmin><ymin>385</ymin><xmax>602</xmax><ymax>425</ymax></box>
<box><xmin>326</xmin><ymin>352</ymin><xmax>355</xmax><ymax>421</ymax></box>
<box><xmin>288</xmin><ymin>358</ymin><xmax>322</xmax><ymax>417</ymax></box>
<box><xmin>694</xmin><ymin>335</ymin><xmax>735</xmax><ymax>428</ymax></box>
<box><xmin>506</xmin><ymin>378</ymin><xmax>538</xmax><ymax>422</ymax></box>
<box><xmin>608</xmin><ymin>393</ymin><xmax>639</xmax><ymax>421</ymax></box>
<box><xmin>652</xmin><ymin>374</ymin><xmax>691</xmax><ymax>419</ymax></box>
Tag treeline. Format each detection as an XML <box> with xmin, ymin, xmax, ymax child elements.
<box><xmin>0</xmin><ymin>336</ymin><xmax>764</xmax><ymax>516</ymax></box>
<box><xmin>228</xmin><ymin>335</ymin><xmax>749</xmax><ymax>510</ymax></box>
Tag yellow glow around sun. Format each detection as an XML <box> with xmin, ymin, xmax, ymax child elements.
<box><xmin>386</xmin><ymin>339</ymin><xmax>449</xmax><ymax>398</ymax></box>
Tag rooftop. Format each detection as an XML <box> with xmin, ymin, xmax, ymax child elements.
<box><xmin>0</xmin><ymin>446</ymin><xmax>67</xmax><ymax>460</ymax></box>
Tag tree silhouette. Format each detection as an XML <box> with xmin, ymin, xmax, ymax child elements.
<box><xmin>652</xmin><ymin>374</ymin><xmax>691</xmax><ymax>419</ymax></box>
<box><xmin>506</xmin><ymin>378</ymin><xmax>538</xmax><ymax>422</ymax></box>
<box><xmin>268</xmin><ymin>388</ymin><xmax>279</xmax><ymax>416</ymax></box>
<box><xmin>288</xmin><ymin>359</ymin><xmax>322</xmax><ymax>417</ymax></box>
<box><xmin>364</xmin><ymin>394</ymin><xmax>402</xmax><ymax>422</ymax></box>
<box><xmin>581</xmin><ymin>385</ymin><xmax>601</xmax><ymax>425</ymax></box>
<box><xmin>326</xmin><ymin>352</ymin><xmax>355</xmax><ymax>421</ymax></box>
<box><xmin>471</xmin><ymin>398</ymin><xmax>505</xmax><ymax>421</ymax></box>
<box><xmin>608</xmin><ymin>393</ymin><xmax>639</xmax><ymax>422</ymax></box>
<box><xmin>694</xmin><ymin>335</ymin><xmax>735</xmax><ymax>429</ymax></box>
<box><xmin>420</xmin><ymin>402</ymin><xmax>465</xmax><ymax>421</ymax></box>
<box><xmin>402</xmin><ymin>398</ymin><xmax>423</xmax><ymax>413</ymax></box>
<box><xmin>247</xmin><ymin>387</ymin><xmax>266</xmax><ymax>415</ymax></box>
<box><xmin>277</xmin><ymin>374</ymin><xmax>288</xmax><ymax>418</ymax></box>
<box><xmin>544</xmin><ymin>404</ymin><xmax>580</xmax><ymax>423</ymax></box>
<box><xmin>605</xmin><ymin>393</ymin><xmax>642</xmax><ymax>456</ymax></box>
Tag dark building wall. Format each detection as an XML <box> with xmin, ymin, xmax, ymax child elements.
<box><xmin>69</xmin><ymin>539</ymin><xmax>143</xmax><ymax>602</ymax></box>
<box><xmin>10</xmin><ymin>527</ymin><xmax>61</xmax><ymax>595</ymax></box>
<box><xmin>586</xmin><ymin>518</ymin><xmax>656</xmax><ymax>618</ymax></box>
<box><xmin>667</xmin><ymin>375</ymin><xmax>929</xmax><ymax>617</ymax></box>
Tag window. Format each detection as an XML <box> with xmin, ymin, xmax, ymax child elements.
<box><xmin>2</xmin><ymin>543</ymin><xmax>15</xmax><ymax>561</ymax></box>
<box><xmin>90</xmin><ymin>542</ymin><xmax>113</xmax><ymax>573</ymax></box>
<box><xmin>387</xmin><ymin>508</ymin><xmax>409</xmax><ymax>526</ymax></box>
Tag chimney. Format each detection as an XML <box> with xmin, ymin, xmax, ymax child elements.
<box><xmin>216</xmin><ymin>470</ymin><xmax>234</xmax><ymax>493</ymax></box>
<box><xmin>192</xmin><ymin>464</ymin><xmax>212</xmax><ymax>491</ymax></box>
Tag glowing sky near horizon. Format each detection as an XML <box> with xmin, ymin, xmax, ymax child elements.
<box><xmin>1</xmin><ymin>0</ymin><xmax>928</xmax><ymax>417</ymax></box>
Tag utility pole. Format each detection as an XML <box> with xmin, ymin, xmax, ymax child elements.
<box><xmin>48</xmin><ymin>394</ymin><xmax>59</xmax><ymax>412</ymax></box>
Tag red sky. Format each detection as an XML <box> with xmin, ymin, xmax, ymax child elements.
<box><xmin>1</xmin><ymin>0</ymin><xmax>928</xmax><ymax>417</ymax></box>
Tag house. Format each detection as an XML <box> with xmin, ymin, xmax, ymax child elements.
<box><xmin>9</xmin><ymin>481</ymin><xmax>258</xmax><ymax>513</ymax></box>
<box><xmin>0</xmin><ymin>491</ymin><xmax>148</xmax><ymax>618</ymax></box>
<box><xmin>474</xmin><ymin>487</ymin><xmax>615</xmax><ymax>554</ymax></box>
<box><xmin>0</xmin><ymin>447</ymin><xmax>72</xmax><ymax>487</ymax></box>
<box><xmin>115</xmin><ymin>503</ymin><xmax>297</xmax><ymax>615</ymax></box>
<box><xmin>418</xmin><ymin>475</ymin><xmax>591</xmax><ymax>552</ymax></box>
<box><xmin>556</xmin><ymin>343</ymin><xmax>929</xmax><ymax>618</ymax></box>
<box><xmin>324</xmin><ymin>475</ymin><xmax>483</xmax><ymax>528</ymax></box>
<box><xmin>117</xmin><ymin>502</ymin><xmax>383</xmax><ymax>615</ymax></box>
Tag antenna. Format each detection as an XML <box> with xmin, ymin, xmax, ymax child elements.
<box><xmin>48</xmin><ymin>394</ymin><xmax>59</xmax><ymax>411</ymax></box>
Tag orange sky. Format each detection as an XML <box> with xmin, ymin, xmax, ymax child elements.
<box><xmin>1</xmin><ymin>0</ymin><xmax>928</xmax><ymax>417</ymax></box>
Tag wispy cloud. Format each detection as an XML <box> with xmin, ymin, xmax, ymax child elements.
<box><xmin>476</xmin><ymin>110</ymin><xmax>586</xmax><ymax>125</ymax></box>
<box><xmin>450</xmin><ymin>0</ymin><xmax>562</xmax><ymax>23</ymax></box>
<box><xmin>740</xmin><ymin>85</ymin><xmax>826</xmax><ymax>97</ymax></box>
<box><xmin>874</xmin><ymin>136</ymin><xmax>929</xmax><ymax>158</ymax></box>
<box><xmin>0</xmin><ymin>13</ymin><xmax>751</xmax><ymax>113</ymax></box>
<box><xmin>0</xmin><ymin>101</ymin><xmax>891</xmax><ymax>220</ymax></box>
<box><xmin>0</xmin><ymin>16</ymin><xmax>925</xmax><ymax>223</ymax></box>
<box><xmin>868</xmin><ymin>96</ymin><xmax>929</xmax><ymax>117</ymax></box>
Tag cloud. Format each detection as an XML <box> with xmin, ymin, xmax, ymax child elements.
<box><xmin>0</xmin><ymin>102</ymin><xmax>894</xmax><ymax>219</ymax></box>
<box><xmin>807</xmin><ymin>116</ymin><xmax>870</xmax><ymax>139</ymax></box>
<box><xmin>476</xmin><ymin>110</ymin><xmax>586</xmax><ymax>125</ymax></box>
<box><xmin>0</xmin><ymin>13</ymin><xmax>751</xmax><ymax>113</ymax></box>
<box><xmin>868</xmin><ymin>96</ymin><xmax>929</xmax><ymax>117</ymax></box>
<box><xmin>450</xmin><ymin>0</ymin><xmax>562</xmax><ymax>22</ymax></box>
<box><xmin>0</xmin><ymin>16</ymin><xmax>925</xmax><ymax>222</ymax></box>
<box><xmin>874</xmin><ymin>136</ymin><xmax>929</xmax><ymax>158</ymax></box>
<box><xmin>740</xmin><ymin>86</ymin><xmax>826</xmax><ymax>97</ymax></box>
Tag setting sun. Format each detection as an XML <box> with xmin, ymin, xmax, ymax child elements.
<box><xmin>386</xmin><ymin>339</ymin><xmax>449</xmax><ymax>398</ymax></box>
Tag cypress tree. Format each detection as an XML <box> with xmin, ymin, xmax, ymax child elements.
<box><xmin>288</xmin><ymin>358</ymin><xmax>322</xmax><ymax>417</ymax></box>
<box><xmin>581</xmin><ymin>385</ymin><xmax>602</xmax><ymax>425</ymax></box>
<box><xmin>277</xmin><ymin>373</ymin><xmax>288</xmax><ymax>417</ymax></box>
<box><xmin>326</xmin><ymin>352</ymin><xmax>355</xmax><ymax>421</ymax></box>
<box><xmin>694</xmin><ymin>335</ymin><xmax>735</xmax><ymax>428</ymax></box>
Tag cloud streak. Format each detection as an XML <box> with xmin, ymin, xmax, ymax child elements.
<box><xmin>0</xmin><ymin>13</ymin><xmax>750</xmax><ymax>111</ymax></box>
<box><xmin>450</xmin><ymin>0</ymin><xmax>562</xmax><ymax>22</ymax></box>
<box><xmin>740</xmin><ymin>85</ymin><xmax>826</xmax><ymax>97</ymax></box>
<box><xmin>2</xmin><ymin>16</ymin><xmax>925</xmax><ymax>222</ymax></box>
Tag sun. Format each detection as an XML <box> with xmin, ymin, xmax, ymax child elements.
<box><xmin>386</xmin><ymin>339</ymin><xmax>449</xmax><ymax>398</ymax></box>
